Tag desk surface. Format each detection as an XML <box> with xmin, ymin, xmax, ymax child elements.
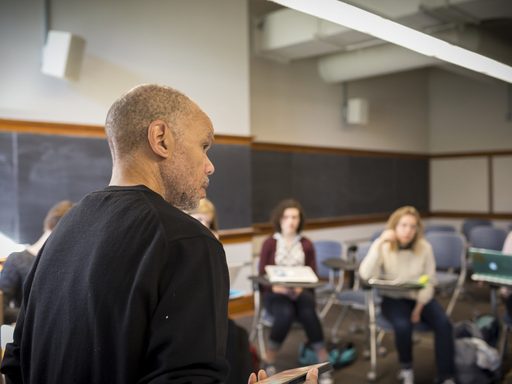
<box><xmin>471</xmin><ymin>274</ymin><xmax>512</xmax><ymax>287</ymax></box>
<box><xmin>365</xmin><ymin>278</ymin><xmax>424</xmax><ymax>291</ymax></box>
<box><xmin>249</xmin><ymin>275</ymin><xmax>325</xmax><ymax>289</ymax></box>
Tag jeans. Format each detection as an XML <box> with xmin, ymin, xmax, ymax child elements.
<box><xmin>264</xmin><ymin>290</ymin><xmax>324</xmax><ymax>350</ymax></box>
<box><xmin>381</xmin><ymin>296</ymin><xmax>455</xmax><ymax>379</ymax></box>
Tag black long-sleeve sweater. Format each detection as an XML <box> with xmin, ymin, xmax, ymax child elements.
<box><xmin>1</xmin><ymin>185</ymin><xmax>229</xmax><ymax>383</ymax></box>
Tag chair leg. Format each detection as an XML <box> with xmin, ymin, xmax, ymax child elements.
<box><xmin>330</xmin><ymin>305</ymin><xmax>350</xmax><ymax>343</ymax></box>
<box><xmin>366</xmin><ymin>290</ymin><xmax>378</xmax><ymax>381</ymax></box>
<box><xmin>257</xmin><ymin>321</ymin><xmax>267</xmax><ymax>362</ymax></box>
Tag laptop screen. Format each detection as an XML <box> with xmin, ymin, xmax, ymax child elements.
<box><xmin>469</xmin><ymin>247</ymin><xmax>512</xmax><ymax>277</ymax></box>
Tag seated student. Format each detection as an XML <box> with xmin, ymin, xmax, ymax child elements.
<box><xmin>0</xmin><ymin>200</ymin><xmax>73</xmax><ymax>324</ymax></box>
<box><xmin>359</xmin><ymin>206</ymin><xmax>455</xmax><ymax>384</ymax></box>
<box><xmin>259</xmin><ymin>199</ymin><xmax>333</xmax><ymax>384</ymax></box>
<box><xmin>187</xmin><ymin>198</ymin><xmax>219</xmax><ymax>239</ymax></box>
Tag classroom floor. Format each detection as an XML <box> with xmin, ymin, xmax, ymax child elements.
<box><xmin>233</xmin><ymin>281</ymin><xmax>512</xmax><ymax>384</ymax></box>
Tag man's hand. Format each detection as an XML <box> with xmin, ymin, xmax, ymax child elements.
<box><xmin>248</xmin><ymin>370</ymin><xmax>267</xmax><ymax>383</ymax></box>
<box><xmin>247</xmin><ymin>368</ymin><xmax>319</xmax><ymax>383</ymax></box>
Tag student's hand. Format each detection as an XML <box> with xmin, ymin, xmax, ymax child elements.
<box><xmin>411</xmin><ymin>303</ymin><xmax>424</xmax><ymax>323</ymax></box>
<box><xmin>380</xmin><ymin>229</ymin><xmax>396</xmax><ymax>243</ymax></box>
<box><xmin>272</xmin><ymin>285</ymin><xmax>289</xmax><ymax>295</ymax></box>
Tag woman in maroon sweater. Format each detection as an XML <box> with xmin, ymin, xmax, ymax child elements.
<box><xmin>259</xmin><ymin>199</ymin><xmax>332</xmax><ymax>384</ymax></box>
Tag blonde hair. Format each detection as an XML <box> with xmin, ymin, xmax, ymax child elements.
<box><xmin>187</xmin><ymin>198</ymin><xmax>218</xmax><ymax>231</ymax></box>
<box><xmin>43</xmin><ymin>200</ymin><xmax>74</xmax><ymax>231</ymax></box>
<box><xmin>385</xmin><ymin>205</ymin><xmax>423</xmax><ymax>251</ymax></box>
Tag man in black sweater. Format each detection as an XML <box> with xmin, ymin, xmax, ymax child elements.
<box><xmin>1</xmin><ymin>84</ymin><xmax>229</xmax><ymax>383</ymax></box>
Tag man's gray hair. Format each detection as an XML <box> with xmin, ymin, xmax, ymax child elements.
<box><xmin>105</xmin><ymin>84</ymin><xmax>195</xmax><ymax>157</ymax></box>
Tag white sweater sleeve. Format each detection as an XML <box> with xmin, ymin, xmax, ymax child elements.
<box><xmin>358</xmin><ymin>238</ymin><xmax>386</xmax><ymax>281</ymax></box>
<box><xmin>416</xmin><ymin>241</ymin><xmax>436</xmax><ymax>304</ymax></box>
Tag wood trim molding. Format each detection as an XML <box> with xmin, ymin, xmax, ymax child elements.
<box><xmin>219</xmin><ymin>227</ymin><xmax>254</xmax><ymax>244</ymax></box>
<box><xmin>429</xmin><ymin>211</ymin><xmax>512</xmax><ymax>220</ymax></box>
<box><xmin>0</xmin><ymin>119</ymin><xmax>106</xmax><ymax>138</ymax></box>
<box><xmin>2</xmin><ymin>119</ymin><xmax>511</xmax><ymax>159</ymax></box>
<box><xmin>215</xmin><ymin>135</ymin><xmax>252</xmax><ymax>146</ymax></box>
<box><xmin>430</xmin><ymin>150</ymin><xmax>512</xmax><ymax>159</ymax></box>
<box><xmin>252</xmin><ymin>141</ymin><xmax>429</xmax><ymax>159</ymax></box>
<box><xmin>0</xmin><ymin>118</ymin><xmax>252</xmax><ymax>145</ymax></box>
<box><xmin>253</xmin><ymin>213</ymin><xmax>391</xmax><ymax>234</ymax></box>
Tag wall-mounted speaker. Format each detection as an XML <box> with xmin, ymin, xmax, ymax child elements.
<box><xmin>41</xmin><ymin>30</ymin><xmax>86</xmax><ymax>80</ymax></box>
<box><xmin>346</xmin><ymin>98</ymin><xmax>369</xmax><ymax>125</ymax></box>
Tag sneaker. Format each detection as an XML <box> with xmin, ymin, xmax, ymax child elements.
<box><xmin>298</xmin><ymin>343</ymin><xmax>319</xmax><ymax>365</ymax></box>
<box><xmin>397</xmin><ymin>369</ymin><xmax>414</xmax><ymax>384</ymax></box>
<box><xmin>319</xmin><ymin>371</ymin><xmax>334</xmax><ymax>384</ymax></box>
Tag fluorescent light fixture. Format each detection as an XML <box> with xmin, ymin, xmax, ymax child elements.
<box><xmin>270</xmin><ymin>0</ymin><xmax>512</xmax><ymax>84</ymax></box>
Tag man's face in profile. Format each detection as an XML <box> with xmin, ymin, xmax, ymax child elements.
<box><xmin>160</xmin><ymin>108</ymin><xmax>215</xmax><ymax>210</ymax></box>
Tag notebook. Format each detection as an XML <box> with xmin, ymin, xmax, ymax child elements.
<box><xmin>469</xmin><ymin>247</ymin><xmax>512</xmax><ymax>285</ymax></box>
<box><xmin>265</xmin><ymin>265</ymin><xmax>319</xmax><ymax>283</ymax></box>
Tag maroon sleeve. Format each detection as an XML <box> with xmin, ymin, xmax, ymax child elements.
<box><xmin>258</xmin><ymin>237</ymin><xmax>276</xmax><ymax>275</ymax></box>
<box><xmin>301</xmin><ymin>237</ymin><xmax>317</xmax><ymax>274</ymax></box>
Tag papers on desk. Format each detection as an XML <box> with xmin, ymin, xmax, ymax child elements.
<box><xmin>229</xmin><ymin>289</ymin><xmax>246</xmax><ymax>299</ymax></box>
<box><xmin>265</xmin><ymin>265</ymin><xmax>319</xmax><ymax>283</ymax></box>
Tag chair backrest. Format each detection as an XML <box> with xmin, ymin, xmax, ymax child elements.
<box><xmin>424</xmin><ymin>232</ymin><xmax>466</xmax><ymax>270</ymax></box>
<box><xmin>355</xmin><ymin>241</ymin><xmax>372</xmax><ymax>264</ymax></box>
<box><xmin>313</xmin><ymin>240</ymin><xmax>342</xmax><ymax>280</ymax></box>
<box><xmin>462</xmin><ymin>219</ymin><xmax>492</xmax><ymax>240</ymax></box>
<box><xmin>424</xmin><ymin>224</ymin><xmax>456</xmax><ymax>235</ymax></box>
<box><xmin>370</xmin><ymin>229</ymin><xmax>384</xmax><ymax>242</ymax></box>
<box><xmin>469</xmin><ymin>226</ymin><xmax>508</xmax><ymax>251</ymax></box>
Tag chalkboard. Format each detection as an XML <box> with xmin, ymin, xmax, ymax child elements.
<box><xmin>0</xmin><ymin>132</ymin><xmax>252</xmax><ymax>244</ymax></box>
<box><xmin>251</xmin><ymin>149</ymin><xmax>429</xmax><ymax>223</ymax></box>
<box><xmin>0</xmin><ymin>133</ymin><xmax>16</xmax><ymax>240</ymax></box>
<box><xmin>207</xmin><ymin>144</ymin><xmax>251</xmax><ymax>229</ymax></box>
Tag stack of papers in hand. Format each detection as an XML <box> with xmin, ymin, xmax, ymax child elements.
<box><xmin>265</xmin><ymin>265</ymin><xmax>319</xmax><ymax>283</ymax></box>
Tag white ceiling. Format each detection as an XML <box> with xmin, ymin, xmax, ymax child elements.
<box><xmin>250</xmin><ymin>0</ymin><xmax>512</xmax><ymax>82</ymax></box>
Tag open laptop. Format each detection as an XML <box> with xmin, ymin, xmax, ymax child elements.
<box><xmin>265</xmin><ymin>265</ymin><xmax>319</xmax><ymax>283</ymax></box>
<box><xmin>469</xmin><ymin>247</ymin><xmax>512</xmax><ymax>286</ymax></box>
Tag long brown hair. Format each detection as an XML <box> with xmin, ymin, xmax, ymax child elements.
<box><xmin>385</xmin><ymin>205</ymin><xmax>423</xmax><ymax>251</ymax></box>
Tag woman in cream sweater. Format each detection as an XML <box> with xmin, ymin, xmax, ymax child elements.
<box><xmin>359</xmin><ymin>206</ymin><xmax>455</xmax><ymax>384</ymax></box>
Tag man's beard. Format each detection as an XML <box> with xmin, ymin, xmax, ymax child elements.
<box><xmin>159</xmin><ymin>159</ymin><xmax>204</xmax><ymax>211</ymax></box>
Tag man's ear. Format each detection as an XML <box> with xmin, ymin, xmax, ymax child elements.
<box><xmin>147</xmin><ymin>120</ymin><xmax>173</xmax><ymax>158</ymax></box>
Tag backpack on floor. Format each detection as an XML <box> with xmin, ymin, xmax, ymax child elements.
<box><xmin>453</xmin><ymin>319</ymin><xmax>501</xmax><ymax>384</ymax></box>
<box><xmin>298</xmin><ymin>341</ymin><xmax>356</xmax><ymax>369</ymax></box>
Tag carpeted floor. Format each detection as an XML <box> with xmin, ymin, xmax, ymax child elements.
<box><xmin>233</xmin><ymin>281</ymin><xmax>512</xmax><ymax>383</ymax></box>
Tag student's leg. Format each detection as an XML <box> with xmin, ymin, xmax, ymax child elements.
<box><xmin>264</xmin><ymin>293</ymin><xmax>295</xmax><ymax>362</ymax></box>
<box><xmin>295</xmin><ymin>290</ymin><xmax>329</xmax><ymax>362</ymax></box>
<box><xmin>420</xmin><ymin>299</ymin><xmax>455</xmax><ymax>381</ymax></box>
<box><xmin>381</xmin><ymin>297</ymin><xmax>415</xmax><ymax>369</ymax></box>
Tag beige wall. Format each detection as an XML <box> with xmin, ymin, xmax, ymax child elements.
<box><xmin>429</xmin><ymin>69</ymin><xmax>512</xmax><ymax>153</ymax></box>
<box><xmin>0</xmin><ymin>0</ymin><xmax>250</xmax><ymax>136</ymax></box>
<box><xmin>251</xmin><ymin>57</ymin><xmax>431</xmax><ymax>153</ymax></box>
